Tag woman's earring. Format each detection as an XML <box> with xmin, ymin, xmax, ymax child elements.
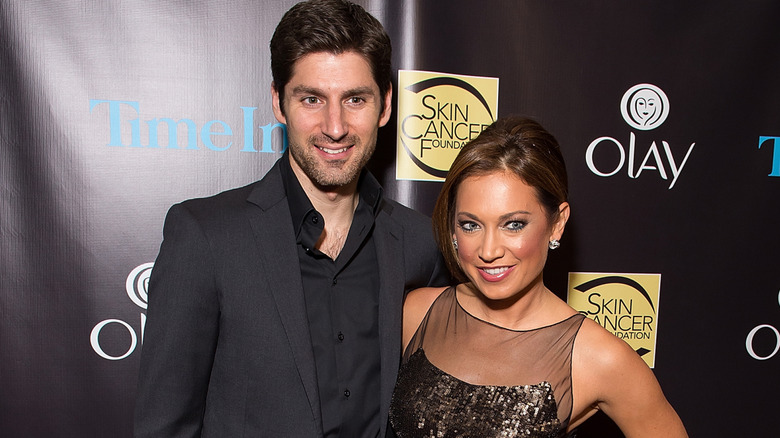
<box><xmin>548</xmin><ymin>239</ymin><xmax>560</xmax><ymax>250</ymax></box>
<box><xmin>452</xmin><ymin>239</ymin><xmax>458</xmax><ymax>250</ymax></box>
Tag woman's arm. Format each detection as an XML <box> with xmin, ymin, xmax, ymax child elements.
<box><xmin>571</xmin><ymin>318</ymin><xmax>688</xmax><ymax>437</ymax></box>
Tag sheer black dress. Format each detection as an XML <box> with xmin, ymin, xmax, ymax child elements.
<box><xmin>390</xmin><ymin>287</ymin><xmax>585</xmax><ymax>438</ymax></box>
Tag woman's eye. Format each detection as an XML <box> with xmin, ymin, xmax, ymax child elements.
<box><xmin>458</xmin><ymin>221</ymin><xmax>479</xmax><ymax>232</ymax></box>
<box><xmin>504</xmin><ymin>220</ymin><xmax>526</xmax><ymax>231</ymax></box>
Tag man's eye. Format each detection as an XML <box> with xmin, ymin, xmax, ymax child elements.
<box><xmin>303</xmin><ymin>97</ymin><xmax>320</xmax><ymax>104</ymax></box>
<box><xmin>347</xmin><ymin>96</ymin><xmax>365</xmax><ymax>104</ymax></box>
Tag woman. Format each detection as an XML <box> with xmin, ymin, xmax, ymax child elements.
<box><xmin>389</xmin><ymin>117</ymin><xmax>687</xmax><ymax>437</ymax></box>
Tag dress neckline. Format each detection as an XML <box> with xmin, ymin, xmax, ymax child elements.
<box><xmin>452</xmin><ymin>286</ymin><xmax>583</xmax><ymax>333</ymax></box>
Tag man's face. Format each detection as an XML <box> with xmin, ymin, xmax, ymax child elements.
<box><xmin>272</xmin><ymin>51</ymin><xmax>392</xmax><ymax>190</ymax></box>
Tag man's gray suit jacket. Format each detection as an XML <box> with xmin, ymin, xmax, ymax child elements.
<box><xmin>134</xmin><ymin>159</ymin><xmax>449</xmax><ymax>437</ymax></box>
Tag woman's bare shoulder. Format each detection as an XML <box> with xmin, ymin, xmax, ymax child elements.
<box><xmin>406</xmin><ymin>286</ymin><xmax>448</xmax><ymax>310</ymax></box>
<box><xmin>402</xmin><ymin>286</ymin><xmax>450</xmax><ymax>349</ymax></box>
<box><xmin>574</xmin><ymin>317</ymin><xmax>640</xmax><ymax>370</ymax></box>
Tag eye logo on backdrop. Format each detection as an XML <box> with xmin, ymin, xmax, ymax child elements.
<box><xmin>567</xmin><ymin>272</ymin><xmax>661</xmax><ymax>368</ymax></box>
<box><xmin>90</xmin><ymin>262</ymin><xmax>152</xmax><ymax>360</ymax></box>
<box><xmin>395</xmin><ymin>70</ymin><xmax>499</xmax><ymax>181</ymax></box>
<box><xmin>586</xmin><ymin>83</ymin><xmax>696</xmax><ymax>189</ymax></box>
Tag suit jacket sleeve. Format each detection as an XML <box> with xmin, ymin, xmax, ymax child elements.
<box><xmin>424</xmin><ymin>246</ymin><xmax>450</xmax><ymax>290</ymax></box>
<box><xmin>398</xmin><ymin>203</ymin><xmax>452</xmax><ymax>291</ymax></box>
<box><xmin>134</xmin><ymin>202</ymin><xmax>219</xmax><ymax>438</ymax></box>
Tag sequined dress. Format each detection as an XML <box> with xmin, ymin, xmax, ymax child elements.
<box><xmin>389</xmin><ymin>287</ymin><xmax>585</xmax><ymax>438</ymax></box>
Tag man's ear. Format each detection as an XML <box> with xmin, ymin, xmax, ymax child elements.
<box><xmin>378</xmin><ymin>83</ymin><xmax>393</xmax><ymax>127</ymax></box>
<box><xmin>271</xmin><ymin>82</ymin><xmax>287</xmax><ymax>124</ymax></box>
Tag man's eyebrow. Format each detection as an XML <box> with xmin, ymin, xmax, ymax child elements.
<box><xmin>342</xmin><ymin>86</ymin><xmax>375</xmax><ymax>97</ymax></box>
<box><xmin>289</xmin><ymin>85</ymin><xmax>376</xmax><ymax>98</ymax></box>
<box><xmin>290</xmin><ymin>85</ymin><xmax>322</xmax><ymax>96</ymax></box>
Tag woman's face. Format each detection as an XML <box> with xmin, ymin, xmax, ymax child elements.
<box><xmin>453</xmin><ymin>171</ymin><xmax>567</xmax><ymax>302</ymax></box>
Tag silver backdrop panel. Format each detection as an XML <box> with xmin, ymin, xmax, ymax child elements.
<box><xmin>2</xmin><ymin>1</ymin><xmax>297</xmax><ymax>435</ymax></box>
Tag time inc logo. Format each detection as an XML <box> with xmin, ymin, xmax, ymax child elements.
<box><xmin>89</xmin><ymin>99</ymin><xmax>286</xmax><ymax>153</ymax></box>
<box><xmin>585</xmin><ymin>84</ymin><xmax>695</xmax><ymax>189</ymax></box>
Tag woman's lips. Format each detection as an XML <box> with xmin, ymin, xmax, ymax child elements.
<box><xmin>478</xmin><ymin>265</ymin><xmax>514</xmax><ymax>282</ymax></box>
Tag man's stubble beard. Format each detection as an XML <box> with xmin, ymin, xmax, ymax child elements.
<box><xmin>289</xmin><ymin>135</ymin><xmax>377</xmax><ymax>189</ymax></box>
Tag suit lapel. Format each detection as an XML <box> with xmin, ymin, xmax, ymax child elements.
<box><xmin>374</xmin><ymin>203</ymin><xmax>405</xmax><ymax>437</ymax></box>
<box><xmin>245</xmin><ymin>164</ymin><xmax>322</xmax><ymax>433</ymax></box>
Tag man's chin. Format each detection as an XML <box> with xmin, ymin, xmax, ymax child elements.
<box><xmin>311</xmin><ymin>172</ymin><xmax>359</xmax><ymax>190</ymax></box>
<box><xmin>292</xmin><ymin>146</ymin><xmax>372</xmax><ymax>190</ymax></box>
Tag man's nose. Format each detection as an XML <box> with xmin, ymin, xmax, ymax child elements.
<box><xmin>321</xmin><ymin>102</ymin><xmax>347</xmax><ymax>141</ymax></box>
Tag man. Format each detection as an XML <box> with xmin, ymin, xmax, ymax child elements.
<box><xmin>133</xmin><ymin>1</ymin><xmax>449</xmax><ymax>437</ymax></box>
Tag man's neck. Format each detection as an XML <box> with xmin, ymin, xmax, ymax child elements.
<box><xmin>289</xmin><ymin>158</ymin><xmax>361</xmax><ymax>259</ymax></box>
<box><xmin>309</xmin><ymin>187</ymin><xmax>359</xmax><ymax>260</ymax></box>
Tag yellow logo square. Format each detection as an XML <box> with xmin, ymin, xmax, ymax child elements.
<box><xmin>567</xmin><ymin>272</ymin><xmax>662</xmax><ymax>368</ymax></box>
<box><xmin>395</xmin><ymin>70</ymin><xmax>499</xmax><ymax>181</ymax></box>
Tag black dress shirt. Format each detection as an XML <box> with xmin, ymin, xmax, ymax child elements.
<box><xmin>280</xmin><ymin>155</ymin><xmax>382</xmax><ymax>438</ymax></box>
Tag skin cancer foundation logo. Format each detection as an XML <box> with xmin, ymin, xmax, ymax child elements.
<box><xmin>567</xmin><ymin>272</ymin><xmax>662</xmax><ymax>368</ymax></box>
<box><xmin>396</xmin><ymin>70</ymin><xmax>499</xmax><ymax>181</ymax></box>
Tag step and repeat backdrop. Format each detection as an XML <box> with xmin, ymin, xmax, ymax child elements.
<box><xmin>2</xmin><ymin>1</ymin><xmax>779</xmax><ymax>436</ymax></box>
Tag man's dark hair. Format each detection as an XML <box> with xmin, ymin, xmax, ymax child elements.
<box><xmin>270</xmin><ymin>0</ymin><xmax>392</xmax><ymax>114</ymax></box>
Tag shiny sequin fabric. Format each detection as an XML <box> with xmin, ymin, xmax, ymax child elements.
<box><xmin>389</xmin><ymin>287</ymin><xmax>585</xmax><ymax>438</ymax></box>
<box><xmin>391</xmin><ymin>349</ymin><xmax>562</xmax><ymax>437</ymax></box>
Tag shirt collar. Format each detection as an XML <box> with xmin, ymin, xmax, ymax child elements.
<box><xmin>279</xmin><ymin>151</ymin><xmax>384</xmax><ymax>237</ymax></box>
